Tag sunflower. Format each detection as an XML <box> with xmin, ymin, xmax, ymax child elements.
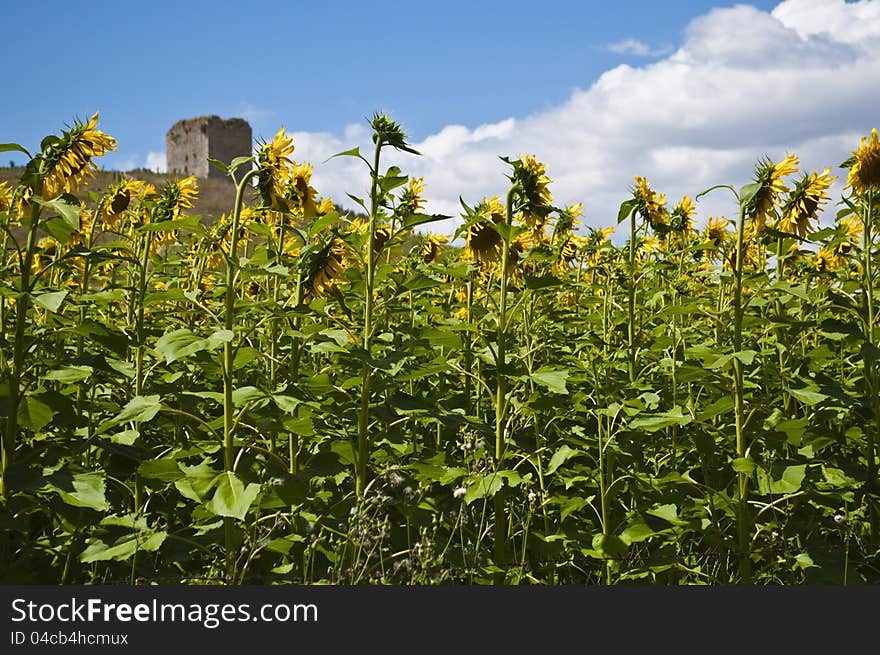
<box><xmin>552</xmin><ymin>202</ymin><xmax>584</xmax><ymax>244</ymax></box>
<box><xmin>814</xmin><ymin>247</ymin><xmax>842</xmax><ymax>273</ymax></box>
<box><xmin>257</xmin><ymin>127</ymin><xmax>295</xmax><ymax>210</ymax></box>
<box><xmin>290</xmin><ymin>162</ymin><xmax>318</xmax><ymax>218</ymax></box>
<box><xmin>843</xmin><ymin>128</ymin><xmax>880</xmax><ymax>195</ymax></box>
<box><xmin>464</xmin><ymin>197</ymin><xmax>505</xmax><ymax>265</ymax></box>
<box><xmin>305</xmin><ymin>236</ymin><xmax>349</xmax><ymax>301</ymax></box>
<box><xmin>0</xmin><ymin>181</ymin><xmax>13</xmax><ymax>213</ymax></box>
<box><xmin>419</xmin><ymin>233</ymin><xmax>449</xmax><ymax>263</ymax></box>
<box><xmin>835</xmin><ymin>215</ymin><xmax>862</xmax><ymax>258</ymax></box>
<box><xmin>670</xmin><ymin>195</ymin><xmax>696</xmax><ymax>234</ymax></box>
<box><xmin>103</xmin><ymin>178</ymin><xmax>148</xmax><ymax>230</ymax></box>
<box><xmin>633</xmin><ymin>176</ymin><xmax>669</xmax><ymax>233</ymax></box>
<box><xmin>777</xmin><ymin>169</ymin><xmax>835</xmax><ymax>237</ymax></box>
<box><xmin>749</xmin><ymin>153</ymin><xmax>799</xmax><ymax>232</ymax></box>
<box><xmin>704</xmin><ymin>216</ymin><xmax>730</xmax><ymax>261</ymax></box>
<box><xmin>155</xmin><ymin>176</ymin><xmax>198</xmax><ymax>222</ymax></box>
<box><xmin>317</xmin><ymin>197</ymin><xmax>336</xmax><ymax>215</ymax></box>
<box><xmin>399</xmin><ymin>177</ymin><xmax>426</xmax><ymax>215</ymax></box>
<box><xmin>36</xmin><ymin>113</ymin><xmax>116</xmax><ymax>199</ymax></box>
<box><xmin>511</xmin><ymin>155</ymin><xmax>553</xmax><ymax>236</ymax></box>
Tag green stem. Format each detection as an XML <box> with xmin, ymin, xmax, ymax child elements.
<box><xmin>222</xmin><ymin>167</ymin><xmax>259</xmax><ymax>580</ymax></box>
<box><xmin>2</xmin><ymin>201</ymin><xmax>41</xmax><ymax>499</ymax></box>
<box><xmin>732</xmin><ymin>204</ymin><xmax>751</xmax><ymax>583</ymax></box>
<box><xmin>628</xmin><ymin>210</ymin><xmax>637</xmax><ymax>383</ymax></box>
<box><xmin>863</xmin><ymin>192</ymin><xmax>877</xmax><ymax>488</ymax></box>
<box><xmin>355</xmin><ymin>137</ymin><xmax>383</xmax><ymax>497</ymax></box>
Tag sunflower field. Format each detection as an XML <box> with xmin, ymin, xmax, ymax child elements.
<box><xmin>1</xmin><ymin>114</ymin><xmax>879</xmax><ymax>585</ymax></box>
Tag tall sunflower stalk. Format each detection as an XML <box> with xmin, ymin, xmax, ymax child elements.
<box><xmin>491</xmin><ymin>155</ymin><xmax>553</xmax><ymax>578</ymax></box>
<box><xmin>2</xmin><ymin>114</ymin><xmax>115</xmax><ymax>499</ymax></box>
<box><xmin>733</xmin><ymin>153</ymin><xmax>797</xmax><ymax>582</ymax></box>
<box><xmin>353</xmin><ymin>114</ymin><xmax>419</xmax><ymax>498</ymax></box>
<box><xmin>843</xmin><ymin>129</ymin><xmax>880</xmax><ymax>492</ymax></box>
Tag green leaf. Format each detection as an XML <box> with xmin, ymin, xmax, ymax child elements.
<box><xmin>788</xmin><ymin>387</ymin><xmax>827</xmax><ymax>406</ymax></box>
<box><xmin>591</xmin><ymin>533</ymin><xmax>629</xmax><ymax>558</ymax></box>
<box><xmin>0</xmin><ymin>142</ymin><xmax>30</xmax><ymax>156</ymax></box>
<box><xmin>154</xmin><ymin>328</ymin><xmax>233</xmax><ymax>363</ymax></box>
<box><xmin>532</xmin><ymin>367</ymin><xmax>569</xmax><ymax>394</ymax></box>
<box><xmin>646</xmin><ymin>503</ymin><xmax>682</xmax><ymax>525</ymax></box>
<box><xmin>400</xmin><ymin>213</ymin><xmax>451</xmax><ymax>231</ymax></box>
<box><xmin>42</xmin><ymin>216</ymin><xmax>77</xmax><ymax>243</ymax></box>
<box><xmin>420</xmin><ymin>327</ymin><xmax>461</xmax><ymax>349</ymax></box>
<box><xmin>96</xmin><ymin>395</ymin><xmax>162</xmax><ymax>435</ymax></box>
<box><xmin>547</xmin><ymin>445</ymin><xmax>579</xmax><ymax>475</ymax></box>
<box><xmin>206</xmin><ymin>472</ymin><xmax>260</xmax><ymax>520</ymax></box>
<box><xmin>81</xmin><ymin>532</ymin><xmax>166</xmax><ymax>563</ymax></box>
<box><xmin>617</xmin><ymin>198</ymin><xmax>637</xmax><ymax>224</ymax></box>
<box><xmin>739</xmin><ymin>182</ymin><xmax>762</xmax><ymax>211</ymax></box>
<box><xmin>175</xmin><ymin>459</ymin><xmax>220</xmax><ymax>502</ymax></box>
<box><xmin>51</xmin><ymin>472</ymin><xmax>109</xmax><ymax>511</ymax></box>
<box><xmin>44</xmin><ymin>365</ymin><xmax>93</xmax><ymax>383</ymax></box>
<box><xmin>228</xmin><ymin>156</ymin><xmax>255</xmax><ymax>173</ymax></box>
<box><xmin>207</xmin><ymin>158</ymin><xmax>228</xmax><ymax>174</ymax></box>
<box><xmin>620</xmin><ymin>522</ymin><xmax>657</xmax><ymax>545</ymax></box>
<box><xmin>732</xmin><ymin>457</ymin><xmax>756</xmax><ymax>475</ymax></box>
<box><xmin>32</xmin><ymin>290</ymin><xmax>68</xmax><ymax>312</ymax></box>
<box><xmin>628</xmin><ymin>407</ymin><xmax>691</xmax><ymax>432</ymax></box>
<box><xmin>17</xmin><ymin>395</ymin><xmax>55</xmax><ymax>431</ymax></box>
<box><xmin>33</xmin><ymin>197</ymin><xmax>81</xmax><ymax>229</ymax></box>
<box><xmin>138</xmin><ymin>458</ymin><xmax>185</xmax><ymax>483</ymax></box>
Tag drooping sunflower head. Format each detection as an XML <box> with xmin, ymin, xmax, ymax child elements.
<box><xmin>464</xmin><ymin>196</ymin><xmax>505</xmax><ymax>266</ymax></box>
<box><xmin>814</xmin><ymin>247</ymin><xmax>843</xmax><ymax>273</ymax></box>
<box><xmin>398</xmin><ymin>176</ymin><xmax>426</xmax><ymax>215</ymax></box>
<box><xmin>289</xmin><ymin>161</ymin><xmax>318</xmax><ymax>218</ymax></box>
<box><xmin>509</xmin><ymin>155</ymin><xmax>553</xmax><ymax>233</ymax></box>
<box><xmin>777</xmin><ymin>169</ymin><xmax>835</xmax><ymax>238</ymax></box>
<box><xmin>349</xmin><ymin>217</ymin><xmax>392</xmax><ymax>256</ymax></box>
<box><xmin>704</xmin><ymin>216</ymin><xmax>730</xmax><ymax>261</ymax></box>
<box><xmin>304</xmin><ymin>235</ymin><xmax>349</xmax><ymax>302</ymax></box>
<box><xmin>257</xmin><ymin>127</ymin><xmax>295</xmax><ymax>210</ymax></box>
<box><xmin>419</xmin><ymin>232</ymin><xmax>449</xmax><ymax>263</ymax></box>
<box><xmin>0</xmin><ymin>181</ymin><xmax>13</xmax><ymax>213</ymax></box>
<box><xmin>552</xmin><ymin>202</ymin><xmax>584</xmax><ymax>244</ymax></box>
<box><xmin>632</xmin><ymin>176</ymin><xmax>669</xmax><ymax>234</ymax></box>
<box><xmin>103</xmin><ymin>178</ymin><xmax>148</xmax><ymax>230</ymax></box>
<box><xmin>317</xmin><ymin>197</ymin><xmax>336</xmax><ymax>216</ymax></box>
<box><xmin>31</xmin><ymin>113</ymin><xmax>116</xmax><ymax>200</ymax></box>
<box><xmin>154</xmin><ymin>176</ymin><xmax>198</xmax><ymax>222</ymax></box>
<box><xmin>843</xmin><ymin>128</ymin><xmax>880</xmax><ymax>196</ymax></box>
<box><xmin>749</xmin><ymin>153</ymin><xmax>799</xmax><ymax>232</ymax></box>
<box><xmin>670</xmin><ymin>195</ymin><xmax>696</xmax><ymax>234</ymax></box>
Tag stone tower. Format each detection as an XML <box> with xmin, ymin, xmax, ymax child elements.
<box><xmin>165</xmin><ymin>116</ymin><xmax>252</xmax><ymax>179</ymax></box>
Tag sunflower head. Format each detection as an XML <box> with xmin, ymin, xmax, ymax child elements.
<box><xmin>552</xmin><ymin>202</ymin><xmax>584</xmax><ymax>244</ymax></box>
<box><xmin>749</xmin><ymin>153</ymin><xmax>799</xmax><ymax>232</ymax></box>
<box><xmin>814</xmin><ymin>247</ymin><xmax>843</xmax><ymax>273</ymax></box>
<box><xmin>154</xmin><ymin>176</ymin><xmax>198</xmax><ymax>222</ymax></box>
<box><xmin>371</xmin><ymin>113</ymin><xmax>418</xmax><ymax>154</ymax></box>
<box><xmin>419</xmin><ymin>232</ymin><xmax>449</xmax><ymax>263</ymax></box>
<box><xmin>289</xmin><ymin>162</ymin><xmax>318</xmax><ymax>218</ymax></box>
<box><xmin>632</xmin><ymin>176</ymin><xmax>669</xmax><ymax>234</ymax></box>
<box><xmin>464</xmin><ymin>197</ymin><xmax>505</xmax><ymax>266</ymax></box>
<box><xmin>777</xmin><ymin>169</ymin><xmax>835</xmax><ymax>238</ymax></box>
<box><xmin>670</xmin><ymin>195</ymin><xmax>696</xmax><ymax>234</ymax></box>
<box><xmin>0</xmin><ymin>182</ymin><xmax>13</xmax><ymax>213</ymax></box>
<box><xmin>843</xmin><ymin>128</ymin><xmax>880</xmax><ymax>196</ymax></box>
<box><xmin>28</xmin><ymin>113</ymin><xmax>116</xmax><ymax>199</ymax></box>
<box><xmin>398</xmin><ymin>177</ymin><xmax>426</xmax><ymax>215</ymax></box>
<box><xmin>103</xmin><ymin>178</ymin><xmax>148</xmax><ymax>230</ymax></box>
<box><xmin>304</xmin><ymin>235</ymin><xmax>349</xmax><ymax>301</ymax></box>
<box><xmin>508</xmin><ymin>155</ymin><xmax>553</xmax><ymax>233</ymax></box>
<box><xmin>257</xmin><ymin>127</ymin><xmax>294</xmax><ymax>210</ymax></box>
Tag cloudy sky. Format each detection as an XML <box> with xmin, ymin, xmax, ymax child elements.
<box><xmin>4</xmin><ymin>0</ymin><xmax>879</xmax><ymax>238</ymax></box>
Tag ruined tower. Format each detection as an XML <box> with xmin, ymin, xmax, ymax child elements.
<box><xmin>165</xmin><ymin>116</ymin><xmax>252</xmax><ymax>179</ymax></box>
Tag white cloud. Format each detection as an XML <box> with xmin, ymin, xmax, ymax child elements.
<box><xmin>607</xmin><ymin>38</ymin><xmax>672</xmax><ymax>57</ymax></box>
<box><xmin>280</xmin><ymin>1</ymin><xmax>880</xmax><ymax>241</ymax></box>
<box><xmin>146</xmin><ymin>151</ymin><xmax>167</xmax><ymax>173</ymax></box>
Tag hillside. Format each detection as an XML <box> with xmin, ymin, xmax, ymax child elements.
<box><xmin>0</xmin><ymin>166</ymin><xmax>246</xmax><ymax>224</ymax></box>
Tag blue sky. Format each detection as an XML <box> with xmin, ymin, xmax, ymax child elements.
<box><xmin>3</xmin><ymin>0</ymin><xmax>878</xmax><ymax>233</ymax></box>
